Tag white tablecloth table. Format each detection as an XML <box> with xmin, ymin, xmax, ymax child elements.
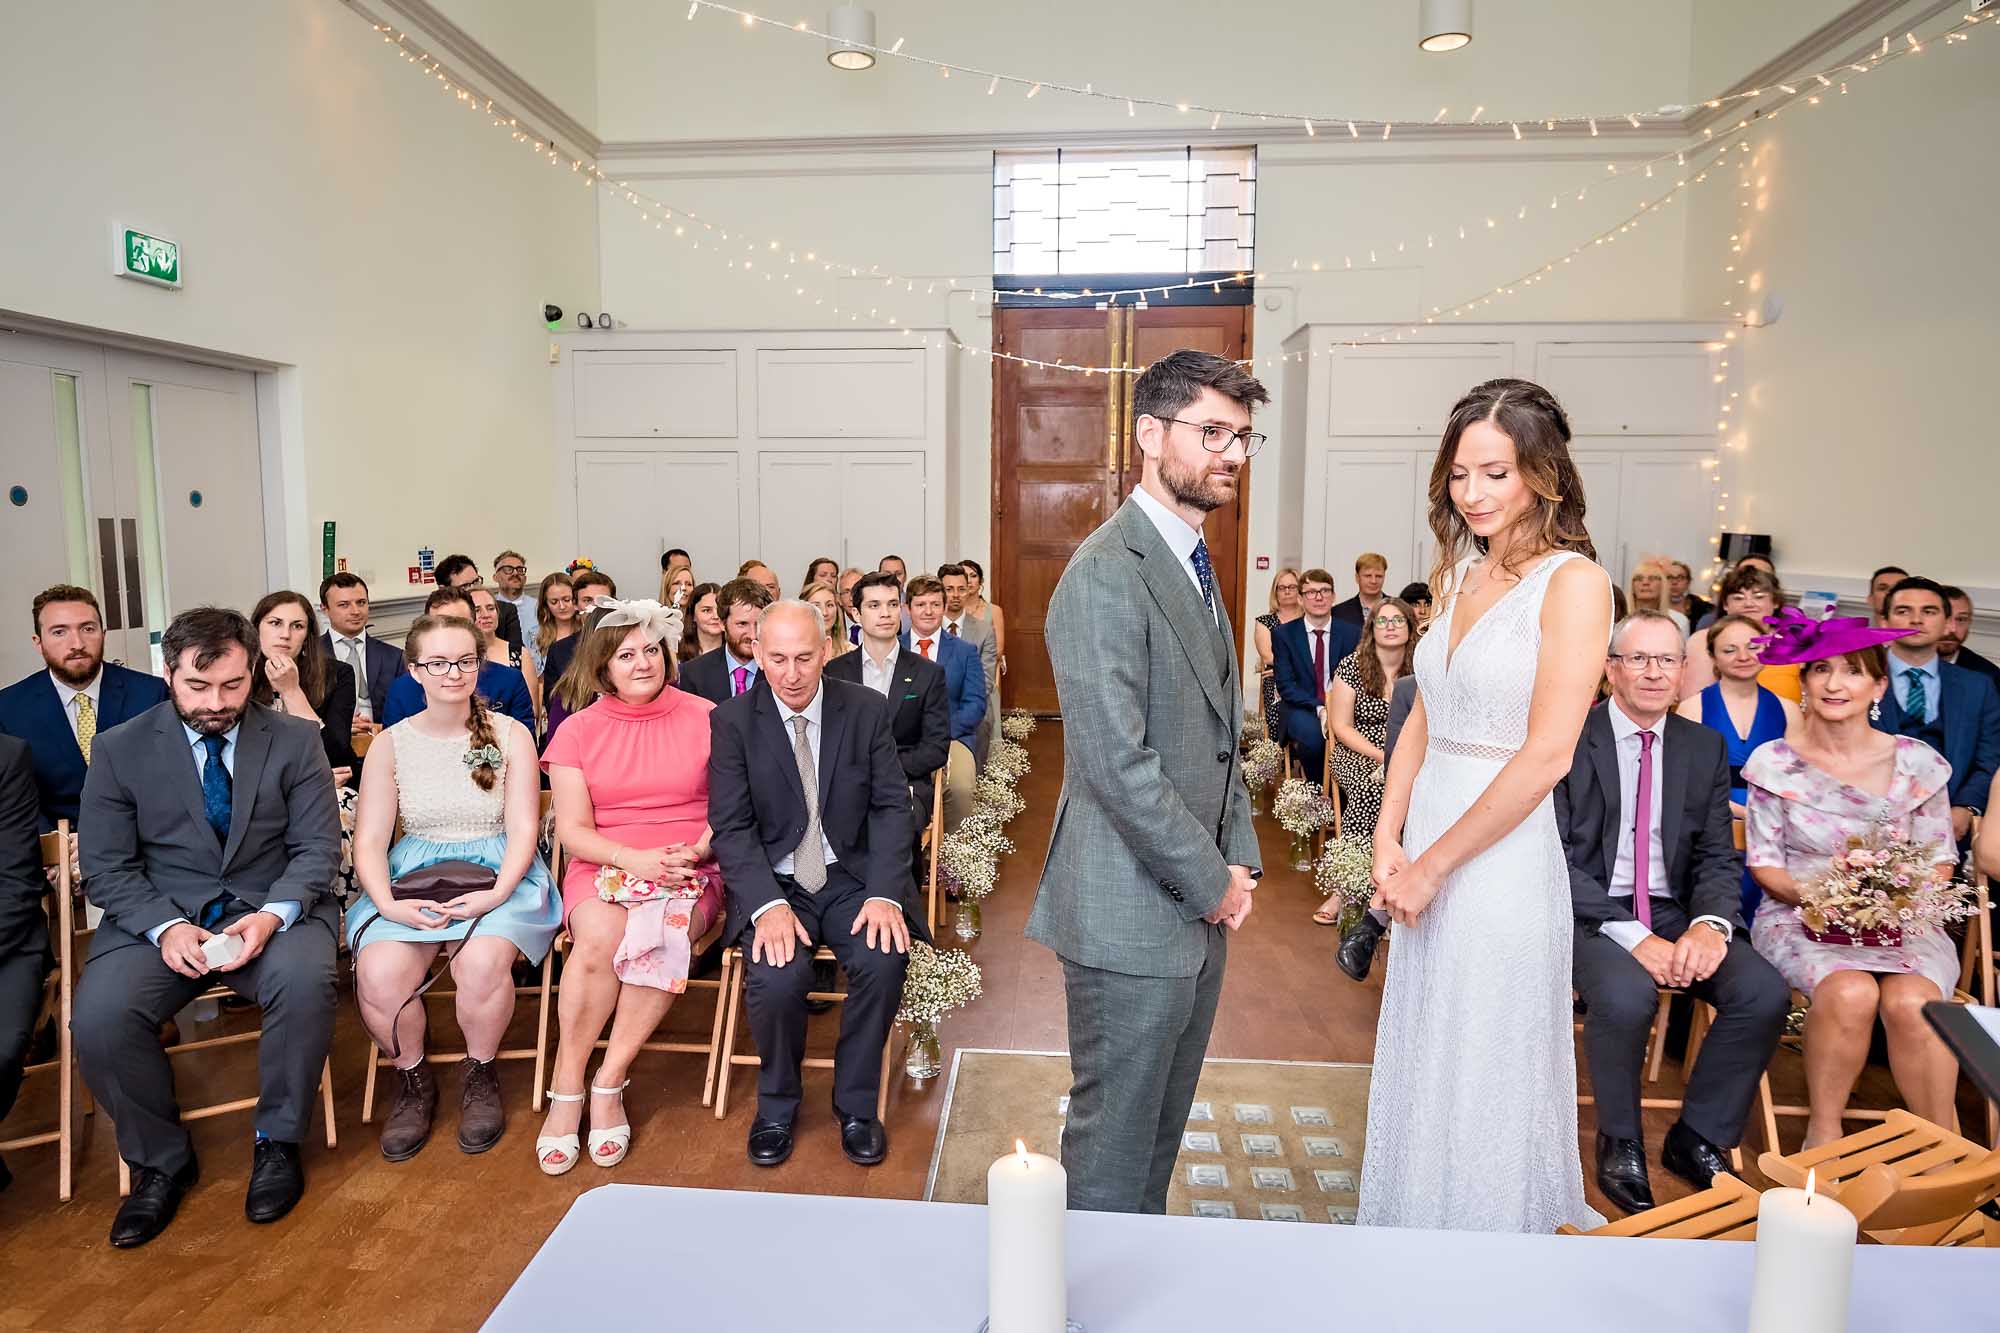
<box><xmin>483</xmin><ymin>1183</ymin><xmax>1988</xmax><ymax>1332</ymax></box>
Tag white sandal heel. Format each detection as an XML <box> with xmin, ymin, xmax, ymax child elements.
<box><xmin>588</xmin><ymin>1080</ymin><xmax>633</xmax><ymax>1168</ymax></box>
<box><xmin>536</xmin><ymin>1089</ymin><xmax>586</xmax><ymax>1176</ymax></box>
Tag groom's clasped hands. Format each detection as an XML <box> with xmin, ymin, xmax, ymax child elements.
<box><xmin>1201</xmin><ymin>865</ymin><xmax>1258</xmax><ymax>930</ymax></box>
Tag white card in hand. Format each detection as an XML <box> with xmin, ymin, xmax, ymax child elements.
<box><xmin>201</xmin><ymin>933</ymin><xmax>244</xmax><ymax>968</ymax></box>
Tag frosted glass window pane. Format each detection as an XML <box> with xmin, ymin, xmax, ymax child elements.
<box><xmin>52</xmin><ymin>374</ymin><xmax>92</xmax><ymax>587</ymax></box>
<box><xmin>128</xmin><ymin>384</ymin><xmax>169</xmax><ymax>657</ymax></box>
<box><xmin>994</xmin><ymin>147</ymin><xmax>1256</xmax><ymax>275</ymax></box>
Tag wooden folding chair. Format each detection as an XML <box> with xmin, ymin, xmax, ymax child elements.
<box><xmin>1957</xmin><ymin>820</ymin><xmax>1995</xmax><ymax>1144</ymax></box>
<box><xmin>1760</xmin><ymin>1109</ymin><xmax>2000</xmax><ymax>1246</ymax></box>
<box><xmin>1557</xmin><ymin>1171</ymin><xmax>1761</xmax><ymax>1239</ymax></box>
<box><xmin>117</xmin><ymin>1003</ymin><xmax>336</xmax><ymax>1196</ymax></box>
<box><xmin>1316</xmin><ymin>731</ymin><xmax>1344</xmax><ymax>855</ymax></box>
<box><xmin>0</xmin><ymin>824</ymin><xmax>88</xmax><ymax>1200</ymax></box>
<box><xmin>1574</xmin><ymin>989</ymin><xmax>1744</xmax><ymax>1173</ymax></box>
<box><xmin>525</xmin><ymin>794</ymin><xmax>735</xmax><ymax>1116</ymax></box>
<box><xmin>921</xmin><ymin>778</ymin><xmax>944</xmax><ymax>936</ymax></box>
<box><xmin>712</xmin><ymin>945</ymin><xmax>895</xmax><ymax>1121</ymax></box>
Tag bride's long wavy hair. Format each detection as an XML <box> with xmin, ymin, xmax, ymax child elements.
<box><xmin>1425</xmin><ymin>378</ymin><xmax>1594</xmax><ymax>601</ymax></box>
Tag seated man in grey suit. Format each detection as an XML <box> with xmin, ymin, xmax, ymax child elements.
<box><xmin>1555</xmin><ymin>611</ymin><xmax>1787</xmax><ymax>1215</ymax></box>
<box><xmin>73</xmin><ymin>608</ymin><xmax>342</xmax><ymax>1248</ymax></box>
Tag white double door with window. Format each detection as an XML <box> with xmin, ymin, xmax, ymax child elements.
<box><xmin>0</xmin><ymin>329</ymin><xmax>267</xmax><ymax>681</ymax></box>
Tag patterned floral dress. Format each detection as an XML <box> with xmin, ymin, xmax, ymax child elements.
<box><xmin>1328</xmin><ymin>653</ymin><xmax>1390</xmax><ymax>841</ymax></box>
<box><xmin>1255</xmin><ymin>612</ymin><xmax>1284</xmax><ymax>740</ymax></box>
<box><xmin>1743</xmin><ymin>736</ymin><xmax>1959</xmax><ymax>999</ymax></box>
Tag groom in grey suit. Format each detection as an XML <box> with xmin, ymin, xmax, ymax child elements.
<box><xmin>1028</xmin><ymin>349</ymin><xmax>1266</xmax><ymax>1214</ymax></box>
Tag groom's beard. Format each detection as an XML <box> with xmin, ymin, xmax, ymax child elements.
<box><xmin>1160</xmin><ymin>449</ymin><xmax>1239</xmax><ymax>513</ymax></box>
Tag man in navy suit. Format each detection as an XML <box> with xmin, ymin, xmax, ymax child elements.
<box><xmin>0</xmin><ymin>585</ymin><xmax>168</xmax><ymax>830</ymax></box>
<box><xmin>379</xmin><ymin>588</ymin><xmax>535</xmax><ymax>733</ymax></box>
<box><xmin>318</xmin><ymin>573</ymin><xmax>405</xmax><ymax>737</ymax></box>
<box><xmin>1271</xmin><ymin>567</ymin><xmax>1361</xmax><ymax>784</ymax></box>
<box><xmin>678</xmin><ymin>578</ymin><xmax>772</xmax><ymax>706</ymax></box>
<box><xmin>1876</xmin><ymin>577</ymin><xmax>2000</xmax><ymax>846</ymax></box>
<box><xmin>902</xmin><ymin>575</ymin><xmax>985</xmax><ymax>831</ymax></box>
<box><xmin>1939</xmin><ymin>586</ymin><xmax>2000</xmax><ymax>687</ymax></box>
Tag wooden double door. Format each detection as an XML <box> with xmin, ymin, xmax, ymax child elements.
<box><xmin>992</xmin><ymin>303</ymin><xmax>1252</xmax><ymax>716</ymax></box>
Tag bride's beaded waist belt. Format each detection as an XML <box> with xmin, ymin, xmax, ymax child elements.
<box><xmin>1428</xmin><ymin>735</ymin><xmax>1520</xmax><ymax>762</ymax></box>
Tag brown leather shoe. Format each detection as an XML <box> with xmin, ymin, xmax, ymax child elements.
<box><xmin>380</xmin><ymin>1063</ymin><xmax>438</xmax><ymax>1162</ymax></box>
<box><xmin>457</xmin><ymin>1057</ymin><xmax>505</xmax><ymax>1154</ymax></box>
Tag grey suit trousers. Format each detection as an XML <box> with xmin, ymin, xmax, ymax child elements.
<box><xmin>73</xmin><ymin>913</ymin><xmax>337</xmax><ymax>1173</ymax></box>
<box><xmin>1059</xmin><ymin>924</ymin><xmax>1227</xmax><ymax>1214</ymax></box>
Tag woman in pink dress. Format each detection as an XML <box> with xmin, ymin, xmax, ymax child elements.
<box><xmin>1742</xmin><ymin>609</ymin><xmax>1962</xmax><ymax>1148</ymax></box>
<box><xmin>534</xmin><ymin>601</ymin><xmax>720</xmax><ymax>1174</ymax></box>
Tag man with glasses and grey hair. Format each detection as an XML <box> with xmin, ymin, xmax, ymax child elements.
<box><xmin>491</xmin><ymin>551</ymin><xmax>538</xmax><ymax>632</ymax></box>
<box><xmin>1029</xmin><ymin>348</ymin><xmax>1266</xmax><ymax>1214</ymax></box>
<box><xmin>1554</xmin><ymin>609</ymin><xmax>1786</xmax><ymax>1216</ymax></box>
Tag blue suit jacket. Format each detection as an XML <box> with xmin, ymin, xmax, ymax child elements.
<box><xmin>1272</xmin><ymin>616</ymin><xmax>1361</xmax><ymax>714</ymax></box>
<box><xmin>381</xmin><ymin>660</ymin><xmax>536</xmax><ymax>735</ymax></box>
<box><xmin>1873</xmin><ymin>659</ymin><xmax>2000</xmax><ymax>814</ymax></box>
<box><xmin>0</xmin><ymin>663</ymin><xmax>168</xmax><ymax>830</ymax></box>
<box><xmin>322</xmin><ymin>631</ymin><xmax>406</xmax><ymax>721</ymax></box>
<box><xmin>904</xmin><ymin>630</ymin><xmax>986</xmax><ymax>746</ymax></box>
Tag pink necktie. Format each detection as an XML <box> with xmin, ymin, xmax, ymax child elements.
<box><xmin>731</xmin><ymin>666</ymin><xmax>750</xmax><ymax>697</ymax></box>
<box><xmin>1633</xmin><ymin>730</ymin><xmax>1655</xmax><ymax>929</ymax></box>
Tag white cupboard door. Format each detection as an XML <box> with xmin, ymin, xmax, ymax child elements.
<box><xmin>654</xmin><ymin>453</ymin><xmax>743</xmax><ymax>587</ymax></box>
<box><xmin>1617</xmin><ymin>452</ymin><xmax>1720</xmax><ymax>590</ymax></box>
<box><xmin>575</xmin><ymin>453</ymin><xmax>661</xmax><ymax>599</ymax></box>
<box><xmin>1569</xmin><ymin>450</ymin><xmax>1625</xmax><ymax>584</ymax></box>
<box><xmin>1320</xmin><ymin>451</ymin><xmax>1419</xmax><ymax>594</ymax></box>
<box><xmin>758</xmin><ymin>453</ymin><xmax>844</xmax><ymax>591</ymax></box>
<box><xmin>841</xmin><ymin>453</ymin><xmax>927</xmax><ymax>574</ymax></box>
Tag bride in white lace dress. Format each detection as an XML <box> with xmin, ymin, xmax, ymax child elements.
<box><xmin>1358</xmin><ymin>379</ymin><xmax>1613</xmax><ymax>1233</ymax></box>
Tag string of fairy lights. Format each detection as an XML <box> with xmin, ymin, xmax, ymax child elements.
<box><xmin>676</xmin><ymin>0</ymin><xmax>1962</xmax><ymax>139</ymax></box>
<box><xmin>348</xmin><ymin>1</ymin><xmax>1993</xmax><ymax>379</ymax></box>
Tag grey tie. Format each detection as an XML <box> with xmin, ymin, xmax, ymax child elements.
<box><xmin>339</xmin><ymin>637</ymin><xmax>371</xmax><ymax>722</ymax></box>
<box><xmin>789</xmin><ymin>714</ymin><xmax>827</xmax><ymax>894</ymax></box>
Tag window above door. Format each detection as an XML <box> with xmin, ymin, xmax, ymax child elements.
<box><xmin>993</xmin><ymin>147</ymin><xmax>1256</xmax><ymax>278</ymax></box>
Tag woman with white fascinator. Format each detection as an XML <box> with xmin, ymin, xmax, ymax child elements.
<box><xmin>534</xmin><ymin>598</ymin><xmax>725</xmax><ymax>1174</ymax></box>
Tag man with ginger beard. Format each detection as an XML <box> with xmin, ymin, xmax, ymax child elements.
<box><xmin>1029</xmin><ymin>349</ymin><xmax>1265</xmax><ymax>1213</ymax></box>
<box><xmin>0</xmin><ymin>585</ymin><xmax>167</xmax><ymax>830</ymax></box>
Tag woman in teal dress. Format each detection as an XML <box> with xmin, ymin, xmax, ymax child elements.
<box><xmin>348</xmin><ymin>613</ymin><xmax>562</xmax><ymax>1160</ymax></box>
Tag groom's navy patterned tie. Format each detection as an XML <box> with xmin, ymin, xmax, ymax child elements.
<box><xmin>1190</xmin><ymin>537</ymin><xmax>1219</xmax><ymax>620</ymax></box>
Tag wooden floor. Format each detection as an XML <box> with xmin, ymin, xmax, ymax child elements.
<box><xmin>0</xmin><ymin>723</ymin><xmax>1941</xmax><ymax>1329</ymax></box>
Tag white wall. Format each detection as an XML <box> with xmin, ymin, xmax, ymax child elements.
<box><xmin>434</xmin><ymin>0</ymin><xmax>600</xmax><ymax>130</ymax></box>
<box><xmin>1684</xmin><ymin>2</ymin><xmax>2000</xmax><ymax>596</ymax></box>
<box><xmin>0</xmin><ymin>1</ymin><xmax>599</xmax><ymax>595</ymax></box>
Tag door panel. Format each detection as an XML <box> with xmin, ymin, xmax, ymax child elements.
<box><xmin>841</xmin><ymin>453</ymin><xmax>926</xmax><ymax>574</ymax></box>
<box><xmin>1321</xmin><ymin>452</ymin><xmax>1419</xmax><ymax>593</ymax></box>
<box><xmin>148</xmin><ymin>378</ymin><xmax>266</xmax><ymax>621</ymax></box>
<box><xmin>575</xmin><ymin>453</ymin><xmax>661</xmax><ymax>600</ymax></box>
<box><xmin>756</xmin><ymin>454</ymin><xmax>843</xmax><ymax>594</ymax></box>
<box><xmin>1569</xmin><ymin>450</ymin><xmax>1625</xmax><ymax>585</ymax></box>
<box><xmin>1616</xmin><ymin>452</ymin><xmax>1719</xmax><ymax>590</ymax></box>
<box><xmin>0</xmin><ymin>361</ymin><xmax>79</xmax><ymax>681</ymax></box>
<box><xmin>656</xmin><ymin>453</ymin><xmax>743</xmax><ymax>585</ymax></box>
<box><xmin>992</xmin><ymin>309</ymin><xmax>1121</xmax><ymax>714</ymax></box>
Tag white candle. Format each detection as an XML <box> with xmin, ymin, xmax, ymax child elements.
<box><xmin>987</xmin><ymin>1140</ymin><xmax>1066</xmax><ymax>1333</ymax></box>
<box><xmin>1746</xmin><ymin>1171</ymin><xmax>1858</xmax><ymax>1333</ymax></box>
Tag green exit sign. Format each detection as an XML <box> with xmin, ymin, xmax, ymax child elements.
<box><xmin>114</xmin><ymin>226</ymin><xmax>181</xmax><ymax>288</ymax></box>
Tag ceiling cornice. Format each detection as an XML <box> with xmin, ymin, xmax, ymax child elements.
<box><xmin>352</xmin><ymin>0</ymin><xmax>1945</xmax><ymax>166</ymax></box>
<box><xmin>351</xmin><ymin>0</ymin><xmax>602</xmax><ymax>156</ymax></box>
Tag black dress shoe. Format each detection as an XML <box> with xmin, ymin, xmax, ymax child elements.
<box><xmin>1335</xmin><ymin>914</ymin><xmax>1387</xmax><ymax>982</ymax></box>
<box><xmin>1661</xmin><ymin>1120</ymin><xmax>1731</xmax><ymax>1191</ymax></box>
<box><xmin>747</xmin><ymin>1119</ymin><xmax>794</xmax><ymax>1168</ymax></box>
<box><xmin>109</xmin><ymin>1158</ymin><xmax>199</xmax><ymax>1248</ymax></box>
<box><xmin>838</xmin><ymin>1114</ymin><xmax>888</xmax><ymax>1166</ymax></box>
<box><xmin>244</xmin><ymin>1139</ymin><xmax>304</xmax><ymax>1224</ymax></box>
<box><xmin>1594</xmin><ymin>1133</ymin><xmax>1655</xmax><ymax>1215</ymax></box>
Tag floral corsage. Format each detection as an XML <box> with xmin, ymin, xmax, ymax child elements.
<box><xmin>462</xmin><ymin>743</ymin><xmax>504</xmax><ymax>773</ymax></box>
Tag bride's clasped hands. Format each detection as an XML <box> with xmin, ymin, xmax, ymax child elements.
<box><xmin>1370</xmin><ymin>839</ymin><xmax>1439</xmax><ymax>927</ymax></box>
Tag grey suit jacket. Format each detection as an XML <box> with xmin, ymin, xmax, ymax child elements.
<box><xmin>1027</xmin><ymin>498</ymin><xmax>1260</xmax><ymax>978</ymax></box>
<box><xmin>949</xmin><ymin>612</ymin><xmax>1000</xmax><ymax>757</ymax></box>
<box><xmin>78</xmin><ymin>700</ymin><xmax>344</xmax><ymax>958</ymax></box>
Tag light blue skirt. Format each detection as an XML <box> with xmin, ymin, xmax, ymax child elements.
<box><xmin>345</xmin><ymin>832</ymin><xmax>562</xmax><ymax>963</ymax></box>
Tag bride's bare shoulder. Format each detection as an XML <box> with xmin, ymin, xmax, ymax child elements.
<box><xmin>1542</xmin><ymin>557</ymin><xmax>1612</xmax><ymax>623</ymax></box>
